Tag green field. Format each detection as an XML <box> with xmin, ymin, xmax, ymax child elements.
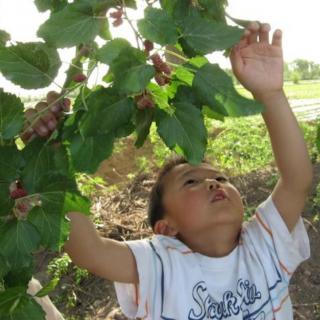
<box><xmin>146</xmin><ymin>80</ymin><xmax>320</xmax><ymax>175</ymax></box>
<box><xmin>236</xmin><ymin>80</ymin><xmax>320</xmax><ymax>100</ymax></box>
<box><xmin>283</xmin><ymin>81</ymin><xmax>320</xmax><ymax>100</ymax></box>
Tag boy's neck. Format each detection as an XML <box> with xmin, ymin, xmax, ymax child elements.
<box><xmin>177</xmin><ymin>225</ymin><xmax>241</xmax><ymax>258</ymax></box>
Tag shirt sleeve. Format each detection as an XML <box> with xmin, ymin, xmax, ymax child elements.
<box><xmin>114</xmin><ymin>238</ymin><xmax>158</xmax><ymax>319</ymax></box>
<box><xmin>244</xmin><ymin>195</ymin><xmax>310</xmax><ymax>281</ymax></box>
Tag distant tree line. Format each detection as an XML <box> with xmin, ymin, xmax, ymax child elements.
<box><xmin>225</xmin><ymin>59</ymin><xmax>320</xmax><ymax>85</ymax></box>
<box><xmin>284</xmin><ymin>59</ymin><xmax>320</xmax><ymax>83</ymax></box>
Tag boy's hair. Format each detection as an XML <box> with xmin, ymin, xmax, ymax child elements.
<box><xmin>148</xmin><ymin>156</ymin><xmax>187</xmax><ymax>229</ymax></box>
<box><xmin>148</xmin><ymin>156</ymin><xmax>211</xmax><ymax>230</ymax></box>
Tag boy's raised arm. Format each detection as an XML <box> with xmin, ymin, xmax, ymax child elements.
<box><xmin>230</xmin><ymin>23</ymin><xmax>313</xmax><ymax>232</ymax></box>
<box><xmin>22</xmin><ymin>93</ymin><xmax>138</xmax><ymax>284</ymax></box>
<box><xmin>64</xmin><ymin>212</ymin><xmax>138</xmax><ymax>284</ymax></box>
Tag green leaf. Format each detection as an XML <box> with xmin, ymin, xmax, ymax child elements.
<box><xmin>137</xmin><ymin>7</ymin><xmax>179</xmax><ymax>45</ymax></box>
<box><xmin>202</xmin><ymin>105</ymin><xmax>225</xmax><ymax>121</ymax></box>
<box><xmin>21</xmin><ymin>140</ymin><xmax>70</xmax><ymax>194</ymax></box>
<box><xmin>111</xmin><ymin>48</ymin><xmax>155</xmax><ymax>95</ymax></box>
<box><xmin>225</xmin><ymin>14</ymin><xmax>253</xmax><ymax>28</ymax></box>
<box><xmin>116</xmin><ymin>64</ymin><xmax>155</xmax><ymax>95</ymax></box>
<box><xmin>4</xmin><ymin>263</ymin><xmax>34</xmax><ymax>288</ymax></box>
<box><xmin>79</xmin><ymin>88</ymin><xmax>135</xmax><ymax>137</ymax></box>
<box><xmin>173</xmin><ymin>85</ymin><xmax>202</xmax><ymax>108</ymax></box>
<box><xmin>102</xmin><ymin>70</ymin><xmax>114</xmax><ymax>83</ymax></box>
<box><xmin>147</xmin><ymin>82</ymin><xmax>171</xmax><ymax>112</ymax></box>
<box><xmin>35</xmin><ymin>277</ymin><xmax>59</xmax><ymax>298</ymax></box>
<box><xmin>62</xmin><ymin>192</ymin><xmax>91</xmax><ymax>216</ymax></box>
<box><xmin>178</xmin><ymin>37</ymin><xmax>198</xmax><ymax>58</ymax></box>
<box><xmin>37</xmin><ymin>2</ymin><xmax>102</xmax><ymax>48</ymax></box>
<box><xmin>166</xmin><ymin>80</ymin><xmax>181</xmax><ymax>99</ymax></box>
<box><xmin>181</xmin><ymin>16</ymin><xmax>243</xmax><ymax>54</ymax></box>
<box><xmin>188</xmin><ymin>56</ymin><xmax>209</xmax><ymax>68</ymax></box>
<box><xmin>193</xmin><ymin>63</ymin><xmax>264</xmax><ymax>117</ymax></box>
<box><xmin>72</xmin><ymin>87</ymin><xmax>92</xmax><ymax>112</ymax></box>
<box><xmin>156</xmin><ymin>102</ymin><xmax>207</xmax><ymax>164</ymax></box>
<box><xmin>0</xmin><ymin>287</ymin><xmax>46</xmax><ymax>320</ymax></box>
<box><xmin>198</xmin><ymin>0</ymin><xmax>227</xmax><ymax>22</ymax></box>
<box><xmin>0</xmin><ymin>89</ymin><xmax>24</xmax><ymax>140</ymax></box>
<box><xmin>174</xmin><ymin>66</ymin><xmax>194</xmax><ymax>86</ymax></box>
<box><xmin>160</xmin><ymin>0</ymin><xmax>200</xmax><ymax>27</ymax></box>
<box><xmin>0</xmin><ymin>146</ymin><xmax>20</xmax><ymax>214</ymax></box>
<box><xmin>160</xmin><ymin>0</ymin><xmax>177</xmax><ymax>15</ymax></box>
<box><xmin>0</xmin><ymin>146</ymin><xmax>24</xmax><ymax>182</ymax></box>
<box><xmin>99</xmin><ymin>18</ymin><xmax>112</xmax><ymax>40</ymax></box>
<box><xmin>0</xmin><ymin>182</ymin><xmax>14</xmax><ymax>217</ymax></box>
<box><xmin>69</xmin><ymin>132</ymin><xmax>115</xmax><ymax>173</ymax></box>
<box><xmin>28</xmin><ymin>204</ymin><xmax>69</xmax><ymax>252</ymax></box>
<box><xmin>134</xmin><ymin>108</ymin><xmax>155</xmax><ymax>148</ymax></box>
<box><xmin>0</xmin><ymin>220</ymin><xmax>41</xmax><ymax>267</ymax></box>
<box><xmin>0</xmin><ymin>30</ymin><xmax>10</xmax><ymax>46</ymax></box>
<box><xmin>36</xmin><ymin>173</ymin><xmax>78</xmax><ymax>195</ymax></box>
<box><xmin>34</xmin><ymin>0</ymin><xmax>68</xmax><ymax>12</ymax></box>
<box><xmin>115</xmin><ymin>122</ymin><xmax>135</xmax><ymax>139</ymax></box>
<box><xmin>0</xmin><ymin>254</ymin><xmax>10</xmax><ymax>278</ymax></box>
<box><xmin>91</xmin><ymin>0</ymin><xmax>137</xmax><ymax>12</ymax></box>
<box><xmin>96</xmin><ymin>38</ymin><xmax>131</xmax><ymax>65</ymax></box>
<box><xmin>28</xmin><ymin>174</ymin><xmax>80</xmax><ymax>251</ymax></box>
<box><xmin>0</xmin><ymin>42</ymin><xmax>61</xmax><ymax>89</ymax></box>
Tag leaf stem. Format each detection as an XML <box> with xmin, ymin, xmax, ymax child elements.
<box><xmin>163</xmin><ymin>49</ymin><xmax>189</xmax><ymax>63</ymax></box>
<box><xmin>121</xmin><ymin>0</ymin><xmax>143</xmax><ymax>49</ymax></box>
<box><xmin>166</xmin><ymin>61</ymin><xmax>197</xmax><ymax>73</ymax></box>
<box><xmin>61</xmin><ymin>61</ymin><xmax>87</xmax><ymax>72</ymax></box>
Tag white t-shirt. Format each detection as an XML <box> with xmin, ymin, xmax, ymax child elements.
<box><xmin>114</xmin><ymin>196</ymin><xmax>310</xmax><ymax>319</ymax></box>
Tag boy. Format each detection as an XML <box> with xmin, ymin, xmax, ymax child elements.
<box><xmin>24</xmin><ymin>23</ymin><xmax>312</xmax><ymax>319</ymax></box>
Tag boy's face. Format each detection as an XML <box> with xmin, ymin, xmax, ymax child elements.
<box><xmin>160</xmin><ymin>163</ymin><xmax>244</xmax><ymax>237</ymax></box>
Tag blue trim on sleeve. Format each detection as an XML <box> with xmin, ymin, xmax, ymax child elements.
<box><xmin>149</xmin><ymin>240</ymin><xmax>176</xmax><ymax>320</ymax></box>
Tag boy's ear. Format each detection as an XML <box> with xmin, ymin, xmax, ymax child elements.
<box><xmin>154</xmin><ymin>219</ymin><xmax>178</xmax><ymax>236</ymax></box>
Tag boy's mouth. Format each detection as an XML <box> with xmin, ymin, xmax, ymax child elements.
<box><xmin>211</xmin><ymin>190</ymin><xmax>227</xmax><ymax>202</ymax></box>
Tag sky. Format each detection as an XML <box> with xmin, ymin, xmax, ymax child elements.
<box><xmin>0</xmin><ymin>0</ymin><xmax>319</xmax><ymax>96</ymax></box>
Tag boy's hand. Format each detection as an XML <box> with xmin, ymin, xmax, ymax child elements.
<box><xmin>21</xmin><ymin>91</ymin><xmax>70</xmax><ymax>143</ymax></box>
<box><xmin>230</xmin><ymin>23</ymin><xmax>283</xmax><ymax>102</ymax></box>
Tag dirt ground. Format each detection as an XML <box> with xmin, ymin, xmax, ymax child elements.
<box><xmin>34</xmin><ymin>146</ymin><xmax>320</xmax><ymax>319</ymax></box>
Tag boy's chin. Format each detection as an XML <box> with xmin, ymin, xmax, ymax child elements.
<box><xmin>209</xmin><ymin>207</ymin><xmax>244</xmax><ymax>226</ymax></box>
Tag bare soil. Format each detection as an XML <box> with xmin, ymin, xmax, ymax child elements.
<box><xmin>34</xmin><ymin>143</ymin><xmax>320</xmax><ymax>319</ymax></box>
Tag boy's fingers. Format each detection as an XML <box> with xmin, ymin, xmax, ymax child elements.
<box><xmin>259</xmin><ymin>23</ymin><xmax>270</xmax><ymax>43</ymax></box>
<box><xmin>62</xmin><ymin>98</ymin><xmax>71</xmax><ymax>112</ymax></box>
<box><xmin>47</xmin><ymin>91</ymin><xmax>71</xmax><ymax>113</ymax></box>
<box><xmin>247</xmin><ymin>21</ymin><xmax>260</xmax><ymax>44</ymax></box>
<box><xmin>237</xmin><ymin>32</ymin><xmax>249</xmax><ymax>49</ymax></box>
<box><xmin>21</xmin><ymin>122</ymin><xmax>35</xmax><ymax>143</ymax></box>
<box><xmin>46</xmin><ymin>91</ymin><xmax>62</xmax><ymax>114</ymax></box>
<box><xmin>46</xmin><ymin>91</ymin><xmax>60</xmax><ymax>104</ymax></box>
<box><xmin>272</xmin><ymin>29</ymin><xmax>282</xmax><ymax>47</ymax></box>
<box><xmin>35</xmin><ymin>102</ymin><xmax>48</xmax><ymax>114</ymax></box>
<box><xmin>230</xmin><ymin>46</ymin><xmax>244</xmax><ymax>75</ymax></box>
<box><xmin>35</xmin><ymin>102</ymin><xmax>58</xmax><ymax>131</ymax></box>
<box><xmin>33</xmin><ymin>117</ymin><xmax>50</xmax><ymax>137</ymax></box>
<box><xmin>26</xmin><ymin>107</ymin><xmax>50</xmax><ymax>137</ymax></box>
<box><xmin>25</xmin><ymin>108</ymin><xmax>38</xmax><ymax>123</ymax></box>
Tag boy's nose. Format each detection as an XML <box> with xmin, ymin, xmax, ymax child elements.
<box><xmin>205</xmin><ymin>178</ymin><xmax>220</xmax><ymax>190</ymax></box>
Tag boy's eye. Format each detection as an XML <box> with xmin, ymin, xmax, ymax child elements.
<box><xmin>216</xmin><ymin>176</ymin><xmax>228</xmax><ymax>182</ymax></box>
<box><xmin>185</xmin><ymin>179</ymin><xmax>199</xmax><ymax>185</ymax></box>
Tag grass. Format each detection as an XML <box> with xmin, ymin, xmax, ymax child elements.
<box><xmin>148</xmin><ymin>116</ymin><xmax>319</xmax><ymax>177</ymax></box>
<box><xmin>284</xmin><ymin>81</ymin><xmax>320</xmax><ymax>100</ymax></box>
<box><xmin>236</xmin><ymin>80</ymin><xmax>320</xmax><ymax>100</ymax></box>
<box><xmin>206</xmin><ymin>117</ymin><xmax>274</xmax><ymax>175</ymax></box>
